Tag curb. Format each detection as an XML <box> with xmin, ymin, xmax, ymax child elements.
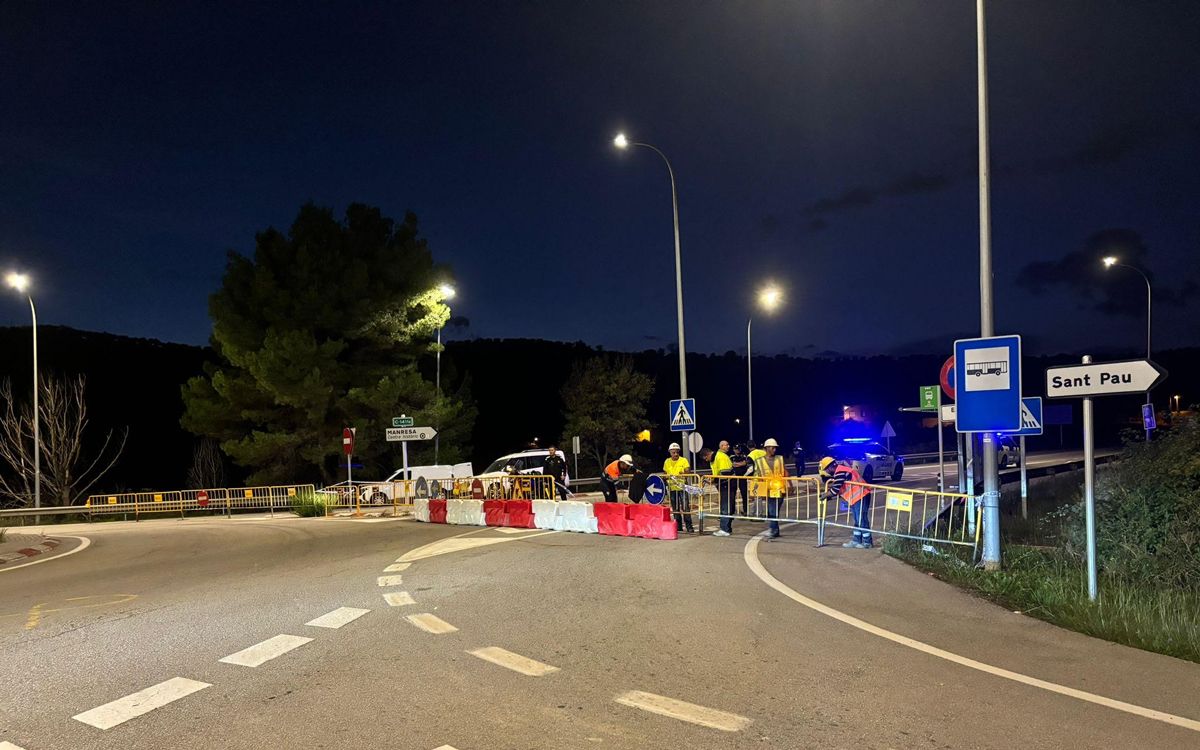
<box><xmin>0</xmin><ymin>537</ymin><xmax>62</xmax><ymax>566</ymax></box>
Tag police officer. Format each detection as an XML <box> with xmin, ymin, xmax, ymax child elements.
<box><xmin>543</xmin><ymin>445</ymin><xmax>569</xmax><ymax>501</ymax></box>
<box><xmin>730</xmin><ymin>444</ymin><xmax>752</xmax><ymax>515</ymax></box>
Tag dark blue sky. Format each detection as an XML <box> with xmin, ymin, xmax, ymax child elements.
<box><xmin>2</xmin><ymin>1</ymin><xmax>1198</xmax><ymax>356</ymax></box>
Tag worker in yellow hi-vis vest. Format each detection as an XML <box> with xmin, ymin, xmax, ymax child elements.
<box><xmin>747</xmin><ymin>440</ymin><xmax>767</xmax><ymax>515</ymax></box>
<box><xmin>663</xmin><ymin>442</ymin><xmax>693</xmax><ymax>533</ymax></box>
<box><xmin>753</xmin><ymin>439</ymin><xmax>788</xmax><ymax>540</ymax></box>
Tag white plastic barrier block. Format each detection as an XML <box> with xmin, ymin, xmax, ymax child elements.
<box><xmin>532</xmin><ymin>499</ymin><xmax>559</xmax><ymax>530</ymax></box>
<box><xmin>412</xmin><ymin>497</ymin><xmax>430</xmax><ymax>523</ymax></box>
<box><xmin>446</xmin><ymin>498</ymin><xmax>486</xmax><ymax>526</ymax></box>
<box><xmin>557</xmin><ymin>500</ymin><xmax>598</xmax><ymax>533</ymax></box>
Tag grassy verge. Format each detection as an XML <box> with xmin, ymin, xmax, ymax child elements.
<box><xmin>886</xmin><ymin>538</ymin><xmax>1200</xmax><ymax>663</ymax></box>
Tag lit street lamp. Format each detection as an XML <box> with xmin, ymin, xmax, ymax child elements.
<box><xmin>1102</xmin><ymin>256</ymin><xmax>1153</xmax><ymax>441</ymax></box>
<box><xmin>613</xmin><ymin>132</ymin><xmax>689</xmax><ymax>446</ymax></box>
<box><xmin>434</xmin><ymin>283</ymin><xmax>455</xmax><ymax>464</ymax></box>
<box><xmin>747</xmin><ymin>284</ymin><xmax>783</xmax><ymax>442</ymax></box>
<box><xmin>5</xmin><ymin>272</ymin><xmax>39</xmax><ymax>509</ymax></box>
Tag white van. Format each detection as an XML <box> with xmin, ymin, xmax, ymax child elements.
<box><xmin>359</xmin><ymin>462</ymin><xmax>474</xmax><ymax>503</ymax></box>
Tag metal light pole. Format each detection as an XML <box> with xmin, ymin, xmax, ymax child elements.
<box><xmin>5</xmin><ymin>272</ymin><xmax>39</xmax><ymax>509</ymax></box>
<box><xmin>1102</xmin><ymin>257</ymin><xmax>1153</xmax><ymax>441</ymax></box>
<box><xmin>976</xmin><ymin>0</ymin><xmax>1002</xmax><ymax>570</ymax></box>
<box><xmin>614</xmin><ymin>134</ymin><xmax>689</xmax><ymax>450</ymax></box>
<box><xmin>746</xmin><ymin>285</ymin><xmax>782</xmax><ymax>444</ymax></box>
<box><xmin>434</xmin><ymin>284</ymin><xmax>455</xmax><ymax>465</ymax></box>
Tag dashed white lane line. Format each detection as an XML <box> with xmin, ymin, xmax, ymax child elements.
<box><xmin>1</xmin><ymin>741</ymin><xmax>29</xmax><ymax>749</ymax></box>
<box><xmin>614</xmin><ymin>690</ymin><xmax>751</xmax><ymax>732</ymax></box>
<box><xmin>468</xmin><ymin>647</ymin><xmax>559</xmax><ymax>677</ymax></box>
<box><xmin>405</xmin><ymin>613</ymin><xmax>458</xmax><ymax>634</ymax></box>
<box><xmin>397</xmin><ymin>530</ymin><xmax>558</xmax><ymax>562</ymax></box>
<box><xmin>218</xmin><ymin>634</ymin><xmax>313</xmax><ymax>667</ymax></box>
<box><xmin>305</xmin><ymin>607</ymin><xmax>370</xmax><ymax>629</ymax></box>
<box><xmin>377</xmin><ymin>574</ymin><xmax>404</xmax><ymax>587</ymax></box>
<box><xmin>743</xmin><ymin>534</ymin><xmax>1200</xmax><ymax>734</ymax></box>
<box><xmin>72</xmin><ymin>677</ymin><xmax>211</xmax><ymax>730</ymax></box>
<box><xmin>383</xmin><ymin>591</ymin><xmax>416</xmax><ymax>607</ymax></box>
<box><xmin>384</xmin><ymin>562</ymin><xmax>411</xmax><ymax>572</ymax></box>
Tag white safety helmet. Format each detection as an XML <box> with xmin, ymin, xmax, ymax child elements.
<box><xmin>668</xmin><ymin>442</ymin><xmax>681</xmax><ymax>451</ymax></box>
<box><xmin>763</xmin><ymin>438</ymin><xmax>779</xmax><ymax>448</ymax></box>
<box><xmin>619</xmin><ymin>453</ymin><xmax>635</xmax><ymax>465</ymax></box>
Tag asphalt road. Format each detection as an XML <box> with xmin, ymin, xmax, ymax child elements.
<box><xmin>890</xmin><ymin>448</ymin><xmax>1116</xmax><ymax>491</ymax></box>
<box><xmin>2</xmin><ymin>513</ymin><xmax>1197</xmax><ymax>749</ymax></box>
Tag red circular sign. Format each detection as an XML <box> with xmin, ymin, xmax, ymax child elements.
<box><xmin>940</xmin><ymin>356</ymin><xmax>956</xmax><ymax>401</ymax></box>
<box><xmin>342</xmin><ymin>427</ymin><xmax>355</xmax><ymax>456</ymax></box>
<box><xmin>197</xmin><ymin>490</ymin><xmax>209</xmax><ymax>507</ymax></box>
<box><xmin>470</xmin><ymin>479</ymin><xmax>484</xmax><ymax>500</ymax></box>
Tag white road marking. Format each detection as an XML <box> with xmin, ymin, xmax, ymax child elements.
<box><xmin>743</xmin><ymin>534</ymin><xmax>1200</xmax><ymax>734</ymax></box>
<box><xmin>377</xmin><ymin>575</ymin><xmax>404</xmax><ymax>587</ymax></box>
<box><xmin>0</xmin><ymin>535</ymin><xmax>90</xmax><ymax>574</ymax></box>
<box><xmin>218</xmin><ymin>634</ymin><xmax>313</xmax><ymax>667</ymax></box>
<box><xmin>383</xmin><ymin>591</ymin><xmax>416</xmax><ymax>607</ymax></box>
<box><xmin>495</xmin><ymin>527</ymin><xmax>533</xmax><ymax>534</ymax></box>
<box><xmin>398</xmin><ymin>530</ymin><xmax>558</xmax><ymax>562</ymax></box>
<box><xmin>405</xmin><ymin>613</ymin><xmax>458</xmax><ymax>634</ymax></box>
<box><xmin>384</xmin><ymin>562</ymin><xmax>411</xmax><ymax>572</ymax></box>
<box><xmin>614</xmin><ymin>690</ymin><xmax>750</xmax><ymax>732</ymax></box>
<box><xmin>305</xmin><ymin>607</ymin><xmax>370</xmax><ymax>629</ymax></box>
<box><xmin>432</xmin><ymin>746</ymin><xmax>459</xmax><ymax>750</ymax></box>
<box><xmin>72</xmin><ymin>677</ymin><xmax>211</xmax><ymax>730</ymax></box>
<box><xmin>1</xmin><ymin>741</ymin><xmax>29</xmax><ymax>749</ymax></box>
<box><xmin>468</xmin><ymin>646</ymin><xmax>559</xmax><ymax>676</ymax></box>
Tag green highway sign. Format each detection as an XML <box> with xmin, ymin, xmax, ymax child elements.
<box><xmin>392</xmin><ymin>416</ymin><xmax>414</xmax><ymax>428</ymax></box>
<box><xmin>919</xmin><ymin>385</ymin><xmax>939</xmax><ymax>411</ymax></box>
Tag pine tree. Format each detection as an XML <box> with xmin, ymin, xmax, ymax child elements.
<box><xmin>182</xmin><ymin>203</ymin><xmax>475</xmax><ymax>484</ymax></box>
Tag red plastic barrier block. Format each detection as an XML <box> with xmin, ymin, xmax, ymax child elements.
<box><xmin>429</xmin><ymin>499</ymin><xmax>447</xmax><ymax>524</ymax></box>
<box><xmin>593</xmin><ymin>502</ymin><xmax>632</xmax><ymax>536</ymax></box>
<box><xmin>504</xmin><ymin>500</ymin><xmax>536</xmax><ymax>529</ymax></box>
<box><xmin>656</xmin><ymin>519</ymin><xmax>678</xmax><ymax>540</ymax></box>
<box><xmin>484</xmin><ymin>499</ymin><xmax>508</xmax><ymax>526</ymax></box>
<box><xmin>629</xmin><ymin>504</ymin><xmax>672</xmax><ymax>538</ymax></box>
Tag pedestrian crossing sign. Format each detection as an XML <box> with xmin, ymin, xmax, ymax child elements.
<box><xmin>669</xmin><ymin>398</ymin><xmax>696</xmax><ymax>432</ymax></box>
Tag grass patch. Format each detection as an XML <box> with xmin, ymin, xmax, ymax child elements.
<box><xmin>291</xmin><ymin>489</ymin><xmax>331</xmax><ymax>517</ymax></box>
<box><xmin>886</xmin><ymin>538</ymin><xmax>1200</xmax><ymax>663</ymax></box>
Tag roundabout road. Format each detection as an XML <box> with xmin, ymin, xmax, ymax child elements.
<box><xmin>1</xmin><ymin>516</ymin><xmax>1197</xmax><ymax>749</ymax></box>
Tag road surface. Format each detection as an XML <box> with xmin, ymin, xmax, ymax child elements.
<box><xmin>890</xmin><ymin>448</ymin><xmax>1117</xmax><ymax>491</ymax></box>
<box><xmin>2</xmin><ymin>513</ymin><xmax>1196</xmax><ymax>749</ymax></box>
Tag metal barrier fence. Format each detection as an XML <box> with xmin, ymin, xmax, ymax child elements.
<box><xmin>80</xmin><ymin>485</ymin><xmax>318</xmax><ymax>519</ymax></box>
<box><xmin>320</xmin><ymin>475</ymin><xmax>562</xmax><ymax>515</ymax></box>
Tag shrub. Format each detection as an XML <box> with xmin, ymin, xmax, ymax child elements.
<box><xmin>291</xmin><ymin>489</ymin><xmax>331</xmax><ymax>517</ymax></box>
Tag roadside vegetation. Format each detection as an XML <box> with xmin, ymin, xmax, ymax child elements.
<box><xmin>887</xmin><ymin>416</ymin><xmax>1200</xmax><ymax>663</ymax></box>
<box><xmin>290</xmin><ymin>489</ymin><xmax>332</xmax><ymax>517</ymax></box>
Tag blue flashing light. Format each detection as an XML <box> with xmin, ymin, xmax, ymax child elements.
<box><xmin>843</xmin><ymin>438</ymin><xmax>871</xmax><ymax>443</ymax></box>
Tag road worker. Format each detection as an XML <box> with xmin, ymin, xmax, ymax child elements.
<box><xmin>663</xmin><ymin>442</ymin><xmax>694</xmax><ymax>533</ymax></box>
<box><xmin>754</xmin><ymin>438</ymin><xmax>788</xmax><ymax>540</ymax></box>
<box><xmin>601</xmin><ymin>454</ymin><xmax>636</xmax><ymax>503</ymax></box>
<box><xmin>819</xmin><ymin>455</ymin><xmax>872</xmax><ymax>548</ymax></box>
<box><xmin>747</xmin><ymin>440</ymin><xmax>767</xmax><ymax>516</ymax></box>
<box><xmin>703</xmin><ymin>440</ymin><xmax>735</xmax><ymax>536</ymax></box>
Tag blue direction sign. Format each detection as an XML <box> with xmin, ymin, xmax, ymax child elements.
<box><xmin>1004</xmin><ymin>397</ymin><xmax>1043</xmax><ymax>437</ymax></box>
<box><xmin>669</xmin><ymin>398</ymin><xmax>696</xmax><ymax>432</ymax></box>
<box><xmin>954</xmin><ymin>335</ymin><xmax>1022</xmax><ymax>433</ymax></box>
<box><xmin>1142</xmin><ymin>403</ymin><xmax>1157</xmax><ymax>431</ymax></box>
<box><xmin>643</xmin><ymin>474</ymin><xmax>666</xmax><ymax>505</ymax></box>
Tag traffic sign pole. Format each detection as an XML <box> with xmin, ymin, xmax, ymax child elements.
<box><xmin>1082</xmin><ymin>355</ymin><xmax>1098</xmax><ymax>601</ymax></box>
<box><xmin>1019</xmin><ymin>436</ymin><xmax>1028</xmax><ymax>520</ymax></box>
<box><xmin>937</xmin><ymin>389</ymin><xmax>945</xmax><ymax>492</ymax></box>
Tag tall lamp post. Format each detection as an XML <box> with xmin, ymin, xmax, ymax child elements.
<box><xmin>613</xmin><ymin>133</ymin><xmax>689</xmax><ymax>449</ymax></box>
<box><xmin>1102</xmin><ymin>256</ymin><xmax>1153</xmax><ymax>441</ymax></box>
<box><xmin>434</xmin><ymin>283</ymin><xmax>455</xmax><ymax>464</ymax></box>
<box><xmin>5</xmin><ymin>272</ymin><xmax>39</xmax><ymax>509</ymax></box>
<box><xmin>747</xmin><ymin>285</ymin><xmax>783</xmax><ymax>443</ymax></box>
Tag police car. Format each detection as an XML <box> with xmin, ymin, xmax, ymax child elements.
<box><xmin>825</xmin><ymin>439</ymin><xmax>904</xmax><ymax>482</ymax></box>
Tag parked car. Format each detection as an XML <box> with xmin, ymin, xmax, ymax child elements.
<box><xmin>479</xmin><ymin>449</ymin><xmax>569</xmax><ymax>499</ymax></box>
<box><xmin>825</xmin><ymin>439</ymin><xmax>904</xmax><ymax>482</ymax></box>
<box><xmin>997</xmin><ymin>436</ymin><xmax>1021</xmax><ymax>469</ymax></box>
<box><xmin>359</xmin><ymin>462</ymin><xmax>473</xmax><ymax>504</ymax></box>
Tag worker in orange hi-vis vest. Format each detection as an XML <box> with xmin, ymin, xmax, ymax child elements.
<box><xmin>819</xmin><ymin>456</ymin><xmax>872</xmax><ymax>548</ymax></box>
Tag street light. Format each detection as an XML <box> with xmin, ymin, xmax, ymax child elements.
<box><xmin>5</xmin><ymin>272</ymin><xmax>39</xmax><ymax>509</ymax></box>
<box><xmin>1101</xmin><ymin>256</ymin><xmax>1154</xmax><ymax>441</ymax></box>
<box><xmin>432</xmin><ymin>283</ymin><xmax>456</xmax><ymax>464</ymax></box>
<box><xmin>747</xmin><ymin>284</ymin><xmax>783</xmax><ymax>442</ymax></box>
<box><xmin>612</xmin><ymin>132</ymin><xmax>689</xmax><ymax>449</ymax></box>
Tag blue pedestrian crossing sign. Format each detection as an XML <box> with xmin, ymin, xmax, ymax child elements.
<box><xmin>1004</xmin><ymin>397</ymin><xmax>1044</xmax><ymax>437</ymax></box>
<box><xmin>644</xmin><ymin>474</ymin><xmax>666</xmax><ymax>505</ymax></box>
<box><xmin>669</xmin><ymin>398</ymin><xmax>696</xmax><ymax>432</ymax></box>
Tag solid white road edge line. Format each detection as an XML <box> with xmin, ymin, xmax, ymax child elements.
<box><xmin>468</xmin><ymin>647</ymin><xmax>559</xmax><ymax>677</ymax></box>
<box><xmin>0</xmin><ymin>535</ymin><xmax>91</xmax><ymax>574</ymax></box>
<box><xmin>405</xmin><ymin>613</ymin><xmax>458</xmax><ymax>634</ymax></box>
<box><xmin>383</xmin><ymin>591</ymin><xmax>416</xmax><ymax>607</ymax></box>
<box><xmin>218</xmin><ymin>634</ymin><xmax>313</xmax><ymax>667</ymax></box>
<box><xmin>743</xmin><ymin>533</ymin><xmax>1200</xmax><ymax>734</ymax></box>
<box><xmin>377</xmin><ymin>574</ymin><xmax>404</xmax><ymax>587</ymax></box>
<box><xmin>613</xmin><ymin>690</ymin><xmax>750</xmax><ymax>732</ymax></box>
<box><xmin>306</xmin><ymin>607</ymin><xmax>370</xmax><ymax>629</ymax></box>
<box><xmin>72</xmin><ymin>677</ymin><xmax>211</xmax><ymax>730</ymax></box>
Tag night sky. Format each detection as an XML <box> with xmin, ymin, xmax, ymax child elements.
<box><xmin>2</xmin><ymin>1</ymin><xmax>1198</xmax><ymax>357</ymax></box>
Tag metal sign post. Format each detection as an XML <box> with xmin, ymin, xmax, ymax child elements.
<box><xmin>936</xmin><ymin>390</ymin><xmax>945</xmax><ymax>492</ymax></box>
<box><xmin>1019</xmin><ymin>436</ymin><xmax>1028</xmax><ymax>520</ymax></box>
<box><xmin>1082</xmin><ymin>356</ymin><xmax>1098</xmax><ymax>601</ymax></box>
<box><xmin>572</xmin><ymin>435</ymin><xmax>580</xmax><ymax>485</ymax></box>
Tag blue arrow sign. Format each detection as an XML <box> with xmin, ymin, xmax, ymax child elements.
<box><xmin>644</xmin><ymin>474</ymin><xmax>666</xmax><ymax>505</ymax></box>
